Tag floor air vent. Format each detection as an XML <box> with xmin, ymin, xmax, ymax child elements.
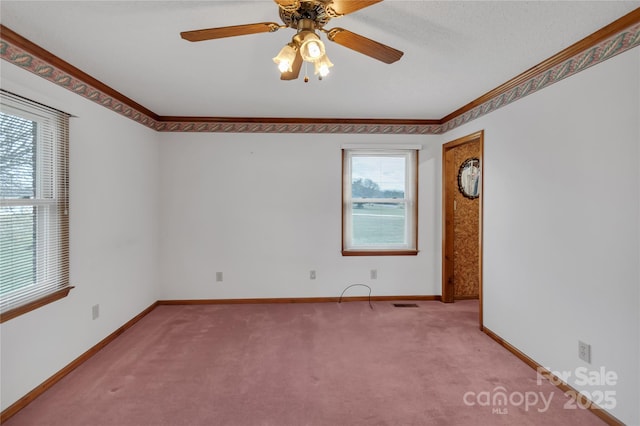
<box><xmin>393</xmin><ymin>303</ymin><xmax>419</xmax><ymax>308</ymax></box>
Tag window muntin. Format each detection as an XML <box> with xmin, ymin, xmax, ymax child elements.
<box><xmin>342</xmin><ymin>149</ymin><xmax>418</xmax><ymax>255</ymax></box>
<box><xmin>0</xmin><ymin>91</ymin><xmax>70</xmax><ymax>321</ymax></box>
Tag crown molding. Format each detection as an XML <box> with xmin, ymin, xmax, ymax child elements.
<box><xmin>1</xmin><ymin>8</ymin><xmax>639</xmax><ymax>135</ymax></box>
<box><xmin>440</xmin><ymin>7</ymin><xmax>640</xmax><ymax>131</ymax></box>
<box><xmin>156</xmin><ymin>115</ymin><xmax>441</xmax><ymax>134</ymax></box>
<box><xmin>0</xmin><ymin>24</ymin><xmax>160</xmax><ymax>125</ymax></box>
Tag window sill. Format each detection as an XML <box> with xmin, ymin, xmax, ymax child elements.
<box><xmin>0</xmin><ymin>286</ymin><xmax>74</xmax><ymax>324</ymax></box>
<box><xmin>342</xmin><ymin>250</ymin><xmax>419</xmax><ymax>256</ymax></box>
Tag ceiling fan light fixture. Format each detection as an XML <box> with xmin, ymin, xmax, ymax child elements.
<box><xmin>314</xmin><ymin>54</ymin><xmax>333</xmax><ymax>77</ymax></box>
<box><xmin>273</xmin><ymin>43</ymin><xmax>297</xmax><ymax>73</ymax></box>
<box><xmin>299</xmin><ymin>31</ymin><xmax>325</xmax><ymax>62</ymax></box>
<box><xmin>180</xmin><ymin>1</ymin><xmax>404</xmax><ymax>82</ymax></box>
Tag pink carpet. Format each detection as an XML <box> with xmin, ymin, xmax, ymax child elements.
<box><xmin>5</xmin><ymin>300</ymin><xmax>604</xmax><ymax>425</ymax></box>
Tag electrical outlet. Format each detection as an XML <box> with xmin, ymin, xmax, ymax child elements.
<box><xmin>92</xmin><ymin>304</ymin><xmax>100</xmax><ymax>320</ymax></box>
<box><xmin>310</xmin><ymin>270</ymin><xmax>316</xmax><ymax>280</ymax></box>
<box><xmin>216</xmin><ymin>272</ymin><xmax>223</xmax><ymax>282</ymax></box>
<box><xmin>370</xmin><ymin>269</ymin><xmax>377</xmax><ymax>280</ymax></box>
<box><xmin>578</xmin><ymin>341</ymin><xmax>591</xmax><ymax>363</ymax></box>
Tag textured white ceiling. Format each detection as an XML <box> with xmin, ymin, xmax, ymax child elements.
<box><xmin>1</xmin><ymin>1</ymin><xmax>638</xmax><ymax>119</ymax></box>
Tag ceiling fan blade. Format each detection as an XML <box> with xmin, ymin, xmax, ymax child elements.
<box><xmin>329</xmin><ymin>0</ymin><xmax>383</xmax><ymax>16</ymax></box>
<box><xmin>280</xmin><ymin>50</ymin><xmax>303</xmax><ymax>80</ymax></box>
<box><xmin>326</xmin><ymin>28</ymin><xmax>403</xmax><ymax>64</ymax></box>
<box><xmin>181</xmin><ymin>22</ymin><xmax>281</xmax><ymax>42</ymax></box>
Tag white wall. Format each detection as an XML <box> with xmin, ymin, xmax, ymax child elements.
<box><xmin>158</xmin><ymin>132</ymin><xmax>442</xmax><ymax>300</ymax></box>
<box><xmin>0</xmin><ymin>62</ymin><xmax>161</xmax><ymax>411</ymax></box>
<box><xmin>445</xmin><ymin>48</ymin><xmax>640</xmax><ymax>425</ymax></box>
<box><xmin>637</xmin><ymin>47</ymin><xmax>640</xmax><ymax>426</ymax></box>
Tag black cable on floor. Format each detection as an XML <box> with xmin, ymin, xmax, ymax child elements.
<box><xmin>338</xmin><ymin>284</ymin><xmax>373</xmax><ymax>310</ymax></box>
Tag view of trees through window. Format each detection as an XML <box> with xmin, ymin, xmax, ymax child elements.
<box><xmin>351</xmin><ymin>178</ymin><xmax>404</xmax><ymax>199</ymax></box>
<box><xmin>0</xmin><ymin>111</ymin><xmax>37</xmax><ymax>295</ymax></box>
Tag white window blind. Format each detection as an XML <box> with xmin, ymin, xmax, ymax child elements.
<box><xmin>0</xmin><ymin>90</ymin><xmax>71</xmax><ymax>319</ymax></box>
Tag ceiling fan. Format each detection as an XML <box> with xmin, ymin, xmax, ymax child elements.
<box><xmin>180</xmin><ymin>0</ymin><xmax>403</xmax><ymax>81</ymax></box>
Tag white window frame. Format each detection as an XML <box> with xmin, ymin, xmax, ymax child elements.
<box><xmin>342</xmin><ymin>148</ymin><xmax>419</xmax><ymax>256</ymax></box>
<box><xmin>0</xmin><ymin>91</ymin><xmax>71</xmax><ymax>323</ymax></box>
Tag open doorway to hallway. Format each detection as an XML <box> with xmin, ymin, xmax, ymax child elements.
<box><xmin>442</xmin><ymin>131</ymin><xmax>484</xmax><ymax>329</ymax></box>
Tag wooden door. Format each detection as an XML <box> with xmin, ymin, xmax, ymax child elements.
<box><xmin>442</xmin><ymin>131</ymin><xmax>484</xmax><ymax>328</ymax></box>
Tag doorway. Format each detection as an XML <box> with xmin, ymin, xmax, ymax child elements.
<box><xmin>442</xmin><ymin>131</ymin><xmax>484</xmax><ymax>328</ymax></box>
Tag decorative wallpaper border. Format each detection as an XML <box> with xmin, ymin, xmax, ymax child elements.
<box><xmin>0</xmin><ymin>38</ymin><xmax>162</xmax><ymax>131</ymax></box>
<box><xmin>155</xmin><ymin>120</ymin><xmax>441</xmax><ymax>134</ymax></box>
<box><xmin>1</xmin><ymin>11</ymin><xmax>639</xmax><ymax>135</ymax></box>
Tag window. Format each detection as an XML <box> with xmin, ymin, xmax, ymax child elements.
<box><xmin>342</xmin><ymin>148</ymin><xmax>418</xmax><ymax>255</ymax></box>
<box><xmin>0</xmin><ymin>90</ymin><xmax>71</xmax><ymax>322</ymax></box>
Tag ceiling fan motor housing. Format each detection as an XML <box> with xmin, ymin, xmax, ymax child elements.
<box><xmin>279</xmin><ymin>0</ymin><xmax>337</xmax><ymax>30</ymax></box>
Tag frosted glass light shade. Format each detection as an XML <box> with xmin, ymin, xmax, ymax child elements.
<box><xmin>314</xmin><ymin>54</ymin><xmax>333</xmax><ymax>77</ymax></box>
<box><xmin>300</xmin><ymin>32</ymin><xmax>325</xmax><ymax>62</ymax></box>
<box><xmin>273</xmin><ymin>44</ymin><xmax>297</xmax><ymax>73</ymax></box>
